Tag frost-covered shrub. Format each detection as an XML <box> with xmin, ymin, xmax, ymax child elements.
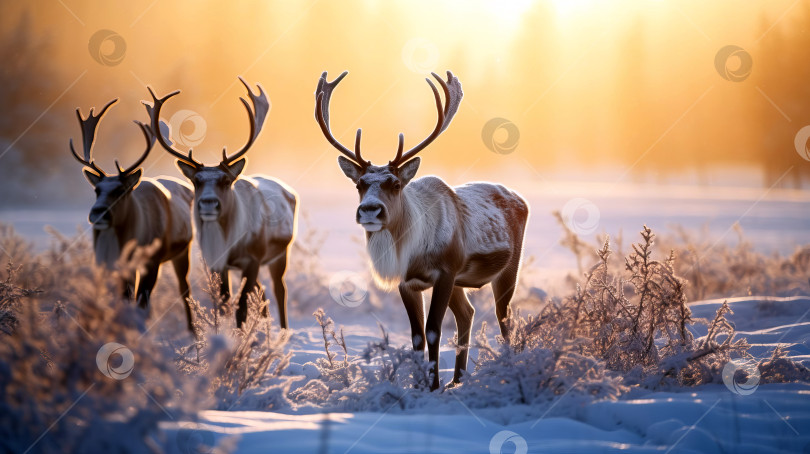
<box><xmin>665</xmin><ymin>224</ymin><xmax>810</xmax><ymax>300</ymax></box>
<box><xmin>458</xmin><ymin>316</ymin><xmax>625</xmax><ymax>408</ymax></box>
<box><xmin>759</xmin><ymin>346</ymin><xmax>810</xmax><ymax>384</ymax></box>
<box><xmin>174</xmin><ymin>274</ymin><xmax>293</xmax><ymax>411</ymax></box>
<box><xmin>0</xmin><ymin>244</ymin><xmax>209</xmax><ymax>454</ymax></box>
<box><xmin>292</xmin><ymin>310</ymin><xmax>435</xmax><ymax>411</ymax></box>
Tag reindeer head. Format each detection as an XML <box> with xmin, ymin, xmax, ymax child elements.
<box><xmin>69</xmin><ymin>99</ymin><xmax>155</xmax><ymax>230</ymax></box>
<box><xmin>315</xmin><ymin>70</ymin><xmax>463</xmax><ymax>232</ymax></box>
<box><xmin>144</xmin><ymin>78</ymin><xmax>269</xmax><ymax>223</ymax></box>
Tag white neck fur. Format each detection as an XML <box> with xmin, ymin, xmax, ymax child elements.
<box><xmin>199</xmin><ymin>221</ymin><xmax>228</xmax><ymax>271</ymax></box>
<box><xmin>94</xmin><ymin>229</ymin><xmax>120</xmax><ymax>269</ymax></box>
<box><xmin>365</xmin><ymin>192</ymin><xmax>427</xmax><ymax>290</ymax></box>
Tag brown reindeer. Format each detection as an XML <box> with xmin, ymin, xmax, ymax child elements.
<box><xmin>144</xmin><ymin>78</ymin><xmax>298</xmax><ymax>329</ymax></box>
<box><xmin>70</xmin><ymin>98</ymin><xmax>195</xmax><ymax>330</ymax></box>
<box><xmin>315</xmin><ymin>71</ymin><xmax>529</xmax><ymax>390</ymax></box>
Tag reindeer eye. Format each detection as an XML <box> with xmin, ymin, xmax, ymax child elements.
<box><xmin>356</xmin><ymin>181</ymin><xmax>368</xmax><ymax>191</ymax></box>
<box><xmin>382</xmin><ymin>179</ymin><xmax>400</xmax><ymax>191</ymax></box>
<box><xmin>94</xmin><ymin>187</ymin><xmax>101</xmax><ymax>195</ymax></box>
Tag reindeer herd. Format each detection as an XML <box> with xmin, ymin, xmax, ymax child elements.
<box><xmin>70</xmin><ymin>71</ymin><xmax>529</xmax><ymax>390</ymax></box>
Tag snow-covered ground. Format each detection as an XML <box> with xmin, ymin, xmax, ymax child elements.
<box><xmin>4</xmin><ymin>182</ymin><xmax>810</xmax><ymax>453</ymax></box>
<box><xmin>161</xmin><ymin>297</ymin><xmax>810</xmax><ymax>454</ymax></box>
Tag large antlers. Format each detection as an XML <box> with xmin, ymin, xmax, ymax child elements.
<box><xmin>221</xmin><ymin>77</ymin><xmax>270</xmax><ymax>166</ymax></box>
<box><xmin>314</xmin><ymin>70</ymin><xmax>463</xmax><ymax>169</ymax></box>
<box><xmin>70</xmin><ymin>98</ymin><xmax>156</xmax><ymax>176</ymax></box>
<box><xmin>144</xmin><ymin>77</ymin><xmax>269</xmax><ymax>169</ymax></box>
<box><xmin>389</xmin><ymin>71</ymin><xmax>463</xmax><ymax>167</ymax></box>
<box><xmin>315</xmin><ymin>71</ymin><xmax>370</xmax><ymax>168</ymax></box>
<box><xmin>144</xmin><ymin>88</ymin><xmax>202</xmax><ymax>168</ymax></box>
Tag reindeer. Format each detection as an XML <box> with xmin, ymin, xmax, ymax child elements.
<box><xmin>144</xmin><ymin>78</ymin><xmax>298</xmax><ymax>329</ymax></box>
<box><xmin>315</xmin><ymin>70</ymin><xmax>529</xmax><ymax>390</ymax></box>
<box><xmin>70</xmin><ymin>99</ymin><xmax>195</xmax><ymax>330</ymax></box>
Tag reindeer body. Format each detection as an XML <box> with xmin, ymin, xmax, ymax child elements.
<box><xmin>194</xmin><ymin>175</ymin><xmax>297</xmax><ymax>328</ymax></box>
<box><xmin>146</xmin><ymin>78</ymin><xmax>297</xmax><ymax>329</ymax></box>
<box><xmin>70</xmin><ymin>99</ymin><xmax>196</xmax><ymax>332</ymax></box>
<box><xmin>363</xmin><ymin>173</ymin><xmax>529</xmax><ymax>388</ymax></box>
<box><xmin>367</xmin><ymin>177</ymin><xmax>527</xmax><ymax>293</ymax></box>
<box><xmin>92</xmin><ymin>176</ymin><xmax>194</xmax><ymax>317</ymax></box>
<box><xmin>316</xmin><ymin>70</ymin><xmax>530</xmax><ymax>389</ymax></box>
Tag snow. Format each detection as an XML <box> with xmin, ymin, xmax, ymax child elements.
<box><xmin>160</xmin><ymin>297</ymin><xmax>810</xmax><ymax>454</ymax></box>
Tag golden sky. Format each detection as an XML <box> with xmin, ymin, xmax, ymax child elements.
<box><xmin>2</xmin><ymin>0</ymin><xmax>808</xmax><ymax>193</ymax></box>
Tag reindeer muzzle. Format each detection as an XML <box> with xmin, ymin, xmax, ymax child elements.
<box><xmin>89</xmin><ymin>207</ymin><xmax>111</xmax><ymax>230</ymax></box>
<box><xmin>198</xmin><ymin>197</ymin><xmax>220</xmax><ymax>222</ymax></box>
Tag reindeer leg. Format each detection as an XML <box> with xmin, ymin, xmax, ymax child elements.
<box><xmin>399</xmin><ymin>282</ymin><xmax>426</xmax><ymax>354</ymax></box>
<box><xmin>235</xmin><ymin>262</ymin><xmax>259</xmax><ymax>329</ymax></box>
<box><xmin>268</xmin><ymin>248</ymin><xmax>289</xmax><ymax>329</ymax></box>
<box><xmin>172</xmin><ymin>248</ymin><xmax>193</xmax><ymax>332</ymax></box>
<box><xmin>425</xmin><ymin>272</ymin><xmax>456</xmax><ymax>391</ymax></box>
<box><xmin>492</xmin><ymin>259</ymin><xmax>520</xmax><ymax>343</ymax></box>
<box><xmin>448</xmin><ymin>286</ymin><xmax>474</xmax><ymax>384</ymax></box>
<box><xmin>135</xmin><ymin>263</ymin><xmax>160</xmax><ymax>317</ymax></box>
<box><xmin>218</xmin><ymin>270</ymin><xmax>231</xmax><ymax>317</ymax></box>
<box><xmin>123</xmin><ymin>279</ymin><xmax>135</xmax><ymax>302</ymax></box>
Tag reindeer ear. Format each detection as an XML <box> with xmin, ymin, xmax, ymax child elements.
<box><xmin>83</xmin><ymin>169</ymin><xmax>103</xmax><ymax>187</ymax></box>
<box><xmin>176</xmin><ymin>160</ymin><xmax>197</xmax><ymax>180</ymax></box>
<box><xmin>122</xmin><ymin>168</ymin><xmax>143</xmax><ymax>190</ymax></box>
<box><xmin>227</xmin><ymin>158</ymin><xmax>246</xmax><ymax>178</ymax></box>
<box><xmin>397</xmin><ymin>157</ymin><xmax>420</xmax><ymax>185</ymax></box>
<box><xmin>338</xmin><ymin>156</ymin><xmax>363</xmax><ymax>183</ymax></box>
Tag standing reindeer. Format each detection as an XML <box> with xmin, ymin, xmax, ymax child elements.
<box><xmin>145</xmin><ymin>78</ymin><xmax>298</xmax><ymax>329</ymax></box>
<box><xmin>70</xmin><ymin>99</ymin><xmax>196</xmax><ymax>330</ymax></box>
<box><xmin>315</xmin><ymin>70</ymin><xmax>529</xmax><ymax>390</ymax></box>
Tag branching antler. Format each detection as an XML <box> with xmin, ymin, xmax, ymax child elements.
<box><xmin>314</xmin><ymin>71</ymin><xmax>370</xmax><ymax>168</ymax></box>
<box><xmin>221</xmin><ymin>77</ymin><xmax>270</xmax><ymax>166</ymax></box>
<box><xmin>314</xmin><ymin>70</ymin><xmax>462</xmax><ymax>169</ymax></box>
<box><xmin>70</xmin><ymin>99</ymin><xmax>155</xmax><ymax>177</ymax></box>
<box><xmin>145</xmin><ymin>77</ymin><xmax>269</xmax><ymax>168</ymax></box>
<box><xmin>114</xmin><ymin>120</ymin><xmax>155</xmax><ymax>175</ymax></box>
<box><xmin>143</xmin><ymin>87</ymin><xmax>203</xmax><ymax>168</ymax></box>
<box><xmin>69</xmin><ymin>98</ymin><xmax>118</xmax><ymax>176</ymax></box>
<box><xmin>389</xmin><ymin>71</ymin><xmax>463</xmax><ymax>167</ymax></box>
